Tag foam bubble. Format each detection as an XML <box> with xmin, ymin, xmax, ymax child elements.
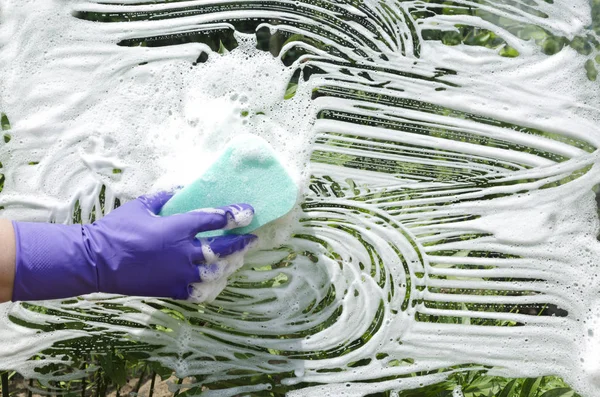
<box><xmin>1</xmin><ymin>0</ymin><xmax>600</xmax><ymax>396</ymax></box>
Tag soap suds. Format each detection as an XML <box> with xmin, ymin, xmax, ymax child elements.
<box><xmin>191</xmin><ymin>250</ymin><xmax>248</xmax><ymax>303</ymax></box>
<box><xmin>1</xmin><ymin>0</ymin><xmax>600</xmax><ymax>396</ymax></box>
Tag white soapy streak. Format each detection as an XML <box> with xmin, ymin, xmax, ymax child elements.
<box><xmin>1</xmin><ymin>0</ymin><xmax>600</xmax><ymax>396</ymax></box>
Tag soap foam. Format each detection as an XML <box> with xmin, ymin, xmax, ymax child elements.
<box><xmin>1</xmin><ymin>0</ymin><xmax>600</xmax><ymax>396</ymax></box>
<box><xmin>191</xmin><ymin>250</ymin><xmax>248</xmax><ymax>303</ymax></box>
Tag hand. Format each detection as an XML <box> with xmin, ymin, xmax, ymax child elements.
<box><xmin>11</xmin><ymin>192</ymin><xmax>257</xmax><ymax>301</ymax></box>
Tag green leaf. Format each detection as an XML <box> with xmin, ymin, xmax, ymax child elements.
<box><xmin>0</xmin><ymin>113</ymin><xmax>10</xmax><ymax>130</ymax></box>
<box><xmin>123</xmin><ymin>352</ymin><xmax>150</xmax><ymax>362</ymax></box>
<box><xmin>150</xmin><ymin>361</ymin><xmax>173</xmax><ymax>381</ymax></box>
<box><xmin>217</xmin><ymin>40</ymin><xmax>228</xmax><ymax>55</ymax></box>
<box><xmin>521</xmin><ymin>377</ymin><xmax>543</xmax><ymax>397</ymax></box>
<box><xmin>98</xmin><ymin>352</ymin><xmax>126</xmax><ymax>387</ymax></box>
<box><xmin>282</xmin><ymin>34</ymin><xmax>325</xmax><ymax>50</ymax></box>
<box><xmin>176</xmin><ymin>386</ymin><xmax>204</xmax><ymax>397</ymax></box>
<box><xmin>460</xmin><ymin>371</ymin><xmax>493</xmax><ymax>393</ymax></box>
<box><xmin>499</xmin><ymin>45</ymin><xmax>520</xmax><ymax>58</ymax></box>
<box><xmin>585</xmin><ymin>59</ymin><xmax>598</xmax><ymax>81</ymax></box>
<box><xmin>284</xmin><ymin>83</ymin><xmax>298</xmax><ymax>99</ymax></box>
<box><xmin>539</xmin><ymin>389</ymin><xmax>575</xmax><ymax>397</ymax></box>
<box><xmin>498</xmin><ymin>380</ymin><xmax>517</xmax><ymax>397</ymax></box>
<box><xmin>461</xmin><ymin>303</ymin><xmax>470</xmax><ymax>325</ymax></box>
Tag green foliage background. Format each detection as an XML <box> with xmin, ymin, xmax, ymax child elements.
<box><xmin>1</xmin><ymin>0</ymin><xmax>600</xmax><ymax>396</ymax></box>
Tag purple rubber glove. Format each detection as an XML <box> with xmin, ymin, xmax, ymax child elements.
<box><xmin>11</xmin><ymin>192</ymin><xmax>257</xmax><ymax>301</ymax></box>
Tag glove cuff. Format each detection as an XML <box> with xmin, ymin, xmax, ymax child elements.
<box><xmin>12</xmin><ymin>221</ymin><xmax>98</xmax><ymax>301</ymax></box>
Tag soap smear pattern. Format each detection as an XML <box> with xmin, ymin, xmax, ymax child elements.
<box><xmin>1</xmin><ymin>0</ymin><xmax>600</xmax><ymax>396</ymax></box>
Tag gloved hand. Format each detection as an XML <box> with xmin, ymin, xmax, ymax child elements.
<box><xmin>11</xmin><ymin>191</ymin><xmax>257</xmax><ymax>301</ymax></box>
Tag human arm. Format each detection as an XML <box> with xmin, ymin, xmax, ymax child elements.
<box><xmin>0</xmin><ymin>219</ymin><xmax>15</xmax><ymax>303</ymax></box>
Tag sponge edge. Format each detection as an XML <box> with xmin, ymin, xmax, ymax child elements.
<box><xmin>159</xmin><ymin>134</ymin><xmax>298</xmax><ymax>237</ymax></box>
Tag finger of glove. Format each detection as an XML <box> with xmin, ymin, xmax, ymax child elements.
<box><xmin>170</xmin><ymin>267</ymin><xmax>202</xmax><ymax>300</ymax></box>
<box><xmin>138</xmin><ymin>191</ymin><xmax>176</xmax><ymax>214</ymax></box>
<box><xmin>192</xmin><ymin>234</ymin><xmax>258</xmax><ymax>263</ymax></box>
<box><xmin>177</xmin><ymin>204</ymin><xmax>255</xmax><ymax>236</ymax></box>
<box><xmin>197</xmin><ymin>263</ymin><xmax>222</xmax><ymax>282</ymax></box>
<box><xmin>218</xmin><ymin>204</ymin><xmax>255</xmax><ymax>230</ymax></box>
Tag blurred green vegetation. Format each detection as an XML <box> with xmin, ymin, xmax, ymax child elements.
<box><xmin>417</xmin><ymin>0</ymin><xmax>600</xmax><ymax>80</ymax></box>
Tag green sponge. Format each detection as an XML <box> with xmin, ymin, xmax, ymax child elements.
<box><xmin>159</xmin><ymin>134</ymin><xmax>298</xmax><ymax>237</ymax></box>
